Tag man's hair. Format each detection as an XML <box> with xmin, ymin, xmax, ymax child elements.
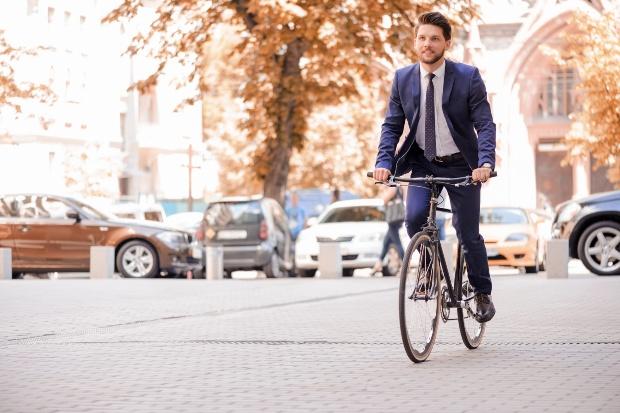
<box><xmin>416</xmin><ymin>12</ymin><xmax>451</xmax><ymax>41</ymax></box>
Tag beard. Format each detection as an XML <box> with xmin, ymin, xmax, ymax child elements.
<box><xmin>420</xmin><ymin>49</ymin><xmax>445</xmax><ymax>65</ymax></box>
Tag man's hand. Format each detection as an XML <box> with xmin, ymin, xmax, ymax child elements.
<box><xmin>374</xmin><ymin>168</ymin><xmax>391</xmax><ymax>182</ymax></box>
<box><xmin>472</xmin><ymin>166</ymin><xmax>492</xmax><ymax>183</ymax></box>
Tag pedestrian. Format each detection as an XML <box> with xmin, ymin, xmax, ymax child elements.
<box><xmin>372</xmin><ymin>186</ymin><xmax>405</xmax><ymax>275</ymax></box>
<box><xmin>372</xmin><ymin>11</ymin><xmax>496</xmax><ymax>322</ymax></box>
<box><xmin>286</xmin><ymin>191</ymin><xmax>306</xmax><ymax>241</ymax></box>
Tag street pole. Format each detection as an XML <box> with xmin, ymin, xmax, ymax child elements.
<box><xmin>188</xmin><ymin>143</ymin><xmax>193</xmax><ymax>212</ymax></box>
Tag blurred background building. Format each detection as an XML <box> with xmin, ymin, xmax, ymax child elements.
<box><xmin>461</xmin><ymin>0</ymin><xmax>614</xmax><ymax>210</ymax></box>
<box><xmin>0</xmin><ymin>0</ymin><xmax>216</xmax><ymax>214</ymax></box>
<box><xmin>0</xmin><ymin>0</ymin><xmax>615</xmax><ymax>213</ymax></box>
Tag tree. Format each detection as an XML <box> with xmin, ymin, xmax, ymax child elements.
<box><xmin>104</xmin><ymin>0</ymin><xmax>476</xmax><ymax>204</ymax></box>
<box><xmin>554</xmin><ymin>10</ymin><xmax>620</xmax><ymax>186</ymax></box>
<box><xmin>0</xmin><ymin>30</ymin><xmax>54</xmax><ymax>125</ymax></box>
<box><xmin>63</xmin><ymin>142</ymin><xmax>124</xmax><ymax>199</ymax></box>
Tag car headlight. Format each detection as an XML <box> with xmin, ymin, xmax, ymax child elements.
<box><xmin>556</xmin><ymin>202</ymin><xmax>582</xmax><ymax>224</ymax></box>
<box><xmin>505</xmin><ymin>233</ymin><xmax>529</xmax><ymax>242</ymax></box>
<box><xmin>155</xmin><ymin>231</ymin><xmax>187</xmax><ymax>248</ymax></box>
<box><xmin>357</xmin><ymin>232</ymin><xmax>384</xmax><ymax>242</ymax></box>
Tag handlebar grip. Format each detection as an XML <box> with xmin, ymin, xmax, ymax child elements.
<box><xmin>366</xmin><ymin>171</ymin><xmax>374</xmax><ymax>178</ymax></box>
<box><xmin>490</xmin><ymin>171</ymin><xmax>498</xmax><ymax>177</ymax></box>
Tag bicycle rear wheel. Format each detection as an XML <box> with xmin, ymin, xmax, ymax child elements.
<box><xmin>399</xmin><ymin>232</ymin><xmax>442</xmax><ymax>362</ymax></box>
<box><xmin>456</xmin><ymin>250</ymin><xmax>486</xmax><ymax>349</ymax></box>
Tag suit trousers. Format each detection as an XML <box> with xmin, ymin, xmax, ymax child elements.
<box><xmin>404</xmin><ymin>153</ymin><xmax>492</xmax><ymax>295</ymax></box>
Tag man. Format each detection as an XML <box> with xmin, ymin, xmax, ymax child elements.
<box><xmin>373</xmin><ymin>11</ymin><xmax>496</xmax><ymax>322</ymax></box>
<box><xmin>286</xmin><ymin>191</ymin><xmax>306</xmax><ymax>241</ymax></box>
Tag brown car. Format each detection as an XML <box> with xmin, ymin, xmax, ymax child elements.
<box><xmin>0</xmin><ymin>194</ymin><xmax>201</xmax><ymax>278</ymax></box>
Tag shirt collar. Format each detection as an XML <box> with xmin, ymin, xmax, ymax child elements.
<box><xmin>420</xmin><ymin>60</ymin><xmax>446</xmax><ymax>80</ymax></box>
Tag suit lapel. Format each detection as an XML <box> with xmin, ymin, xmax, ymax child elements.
<box><xmin>442</xmin><ymin>60</ymin><xmax>455</xmax><ymax>106</ymax></box>
<box><xmin>411</xmin><ymin>64</ymin><xmax>421</xmax><ymax>123</ymax></box>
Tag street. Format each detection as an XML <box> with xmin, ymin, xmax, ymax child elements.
<box><xmin>1</xmin><ymin>264</ymin><xmax>619</xmax><ymax>412</ymax></box>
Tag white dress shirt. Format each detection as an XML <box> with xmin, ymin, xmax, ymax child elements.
<box><xmin>414</xmin><ymin>61</ymin><xmax>460</xmax><ymax>157</ymax></box>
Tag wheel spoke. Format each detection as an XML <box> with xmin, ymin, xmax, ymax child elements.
<box><xmin>609</xmin><ymin>235</ymin><xmax>620</xmax><ymax>249</ymax></box>
<box><xmin>587</xmin><ymin>246</ymin><xmax>603</xmax><ymax>255</ymax></box>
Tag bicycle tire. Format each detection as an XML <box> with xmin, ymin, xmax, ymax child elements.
<box><xmin>399</xmin><ymin>231</ymin><xmax>442</xmax><ymax>363</ymax></box>
<box><xmin>456</xmin><ymin>249</ymin><xmax>486</xmax><ymax>349</ymax></box>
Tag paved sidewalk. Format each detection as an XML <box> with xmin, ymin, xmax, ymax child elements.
<box><xmin>1</xmin><ymin>267</ymin><xmax>619</xmax><ymax>412</ymax></box>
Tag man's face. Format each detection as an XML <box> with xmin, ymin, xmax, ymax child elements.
<box><xmin>414</xmin><ymin>24</ymin><xmax>451</xmax><ymax>65</ymax></box>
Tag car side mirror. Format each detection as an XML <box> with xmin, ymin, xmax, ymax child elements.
<box><xmin>66</xmin><ymin>210</ymin><xmax>81</xmax><ymax>222</ymax></box>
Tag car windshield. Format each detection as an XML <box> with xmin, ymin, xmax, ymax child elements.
<box><xmin>205</xmin><ymin>201</ymin><xmax>263</xmax><ymax>226</ymax></box>
<box><xmin>320</xmin><ymin>205</ymin><xmax>385</xmax><ymax>223</ymax></box>
<box><xmin>480</xmin><ymin>208</ymin><xmax>528</xmax><ymax>225</ymax></box>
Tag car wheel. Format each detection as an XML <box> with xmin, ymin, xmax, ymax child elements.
<box><xmin>263</xmin><ymin>251</ymin><xmax>283</xmax><ymax>278</ymax></box>
<box><xmin>298</xmin><ymin>269</ymin><xmax>316</xmax><ymax>277</ymax></box>
<box><xmin>116</xmin><ymin>240</ymin><xmax>159</xmax><ymax>278</ymax></box>
<box><xmin>578</xmin><ymin>220</ymin><xmax>620</xmax><ymax>276</ymax></box>
<box><xmin>382</xmin><ymin>244</ymin><xmax>402</xmax><ymax>277</ymax></box>
<box><xmin>342</xmin><ymin>268</ymin><xmax>354</xmax><ymax>277</ymax></box>
<box><xmin>223</xmin><ymin>271</ymin><xmax>232</xmax><ymax>279</ymax></box>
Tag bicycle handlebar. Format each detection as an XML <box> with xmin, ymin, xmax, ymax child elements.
<box><xmin>365</xmin><ymin>170</ymin><xmax>497</xmax><ymax>184</ymax></box>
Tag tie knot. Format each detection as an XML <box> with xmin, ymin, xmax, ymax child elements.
<box><xmin>428</xmin><ymin>73</ymin><xmax>435</xmax><ymax>81</ymax></box>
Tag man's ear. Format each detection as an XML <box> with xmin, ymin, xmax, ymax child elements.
<box><xmin>446</xmin><ymin>39</ymin><xmax>452</xmax><ymax>49</ymax></box>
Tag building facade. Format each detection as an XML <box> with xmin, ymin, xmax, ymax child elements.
<box><xmin>467</xmin><ymin>0</ymin><xmax>615</xmax><ymax>210</ymax></box>
<box><xmin>0</xmin><ymin>0</ymin><xmax>213</xmax><ymax>213</ymax></box>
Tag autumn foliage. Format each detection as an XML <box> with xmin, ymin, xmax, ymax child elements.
<box><xmin>0</xmin><ymin>30</ymin><xmax>54</xmax><ymax>122</ymax></box>
<box><xmin>557</xmin><ymin>11</ymin><xmax>620</xmax><ymax>185</ymax></box>
<box><xmin>104</xmin><ymin>0</ymin><xmax>476</xmax><ymax>203</ymax></box>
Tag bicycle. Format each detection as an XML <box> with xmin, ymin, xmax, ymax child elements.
<box><xmin>366</xmin><ymin>170</ymin><xmax>497</xmax><ymax>363</ymax></box>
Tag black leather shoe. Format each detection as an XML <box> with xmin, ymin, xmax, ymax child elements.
<box><xmin>474</xmin><ymin>293</ymin><xmax>495</xmax><ymax>323</ymax></box>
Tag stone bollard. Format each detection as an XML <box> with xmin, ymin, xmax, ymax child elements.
<box><xmin>545</xmin><ymin>239</ymin><xmax>569</xmax><ymax>278</ymax></box>
<box><xmin>90</xmin><ymin>246</ymin><xmax>115</xmax><ymax>279</ymax></box>
<box><xmin>0</xmin><ymin>248</ymin><xmax>11</xmax><ymax>280</ymax></box>
<box><xmin>206</xmin><ymin>244</ymin><xmax>223</xmax><ymax>280</ymax></box>
<box><xmin>318</xmin><ymin>242</ymin><xmax>342</xmax><ymax>278</ymax></box>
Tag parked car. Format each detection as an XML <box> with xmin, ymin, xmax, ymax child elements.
<box><xmin>199</xmin><ymin>196</ymin><xmax>294</xmax><ymax>278</ymax></box>
<box><xmin>285</xmin><ymin>188</ymin><xmax>360</xmax><ymax>223</ymax></box>
<box><xmin>108</xmin><ymin>202</ymin><xmax>166</xmax><ymax>222</ymax></box>
<box><xmin>0</xmin><ymin>194</ymin><xmax>201</xmax><ymax>278</ymax></box>
<box><xmin>552</xmin><ymin>190</ymin><xmax>620</xmax><ymax>275</ymax></box>
<box><xmin>295</xmin><ymin>199</ymin><xmax>409</xmax><ymax>277</ymax></box>
<box><xmin>165</xmin><ymin>211</ymin><xmax>206</xmax><ymax>277</ymax></box>
<box><xmin>478</xmin><ymin>207</ymin><xmax>547</xmax><ymax>273</ymax></box>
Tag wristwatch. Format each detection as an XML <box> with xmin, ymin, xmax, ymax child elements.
<box><xmin>481</xmin><ymin>163</ymin><xmax>492</xmax><ymax>169</ymax></box>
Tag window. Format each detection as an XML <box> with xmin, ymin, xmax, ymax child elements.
<box><xmin>321</xmin><ymin>206</ymin><xmax>385</xmax><ymax>223</ymax></box>
<box><xmin>138</xmin><ymin>86</ymin><xmax>159</xmax><ymax>124</ymax></box>
<box><xmin>47</xmin><ymin>7</ymin><xmax>55</xmax><ymax>24</ymax></box>
<box><xmin>205</xmin><ymin>201</ymin><xmax>263</xmax><ymax>226</ymax></box>
<box><xmin>27</xmin><ymin>0</ymin><xmax>38</xmax><ymax>15</ymax></box>
<box><xmin>0</xmin><ymin>196</ymin><xmax>19</xmax><ymax>217</ymax></box>
<box><xmin>536</xmin><ymin>67</ymin><xmax>577</xmax><ymax>118</ymax></box>
<box><xmin>479</xmin><ymin>208</ymin><xmax>528</xmax><ymax>225</ymax></box>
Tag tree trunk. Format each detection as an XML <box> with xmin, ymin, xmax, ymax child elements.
<box><xmin>263</xmin><ymin>38</ymin><xmax>306</xmax><ymax>206</ymax></box>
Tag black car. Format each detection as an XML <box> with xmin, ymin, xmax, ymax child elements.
<box><xmin>199</xmin><ymin>196</ymin><xmax>295</xmax><ymax>278</ymax></box>
<box><xmin>552</xmin><ymin>190</ymin><xmax>620</xmax><ymax>275</ymax></box>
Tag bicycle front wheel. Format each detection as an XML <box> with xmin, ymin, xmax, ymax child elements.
<box><xmin>456</xmin><ymin>251</ymin><xmax>486</xmax><ymax>349</ymax></box>
<box><xmin>399</xmin><ymin>232</ymin><xmax>442</xmax><ymax>363</ymax></box>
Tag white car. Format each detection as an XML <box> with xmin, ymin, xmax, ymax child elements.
<box><xmin>295</xmin><ymin>199</ymin><xmax>409</xmax><ymax>277</ymax></box>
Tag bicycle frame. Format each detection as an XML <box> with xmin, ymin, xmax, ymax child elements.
<box><xmin>419</xmin><ymin>181</ymin><xmax>466</xmax><ymax>310</ymax></box>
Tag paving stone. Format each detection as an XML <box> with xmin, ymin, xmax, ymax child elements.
<box><xmin>1</xmin><ymin>270</ymin><xmax>619</xmax><ymax>412</ymax></box>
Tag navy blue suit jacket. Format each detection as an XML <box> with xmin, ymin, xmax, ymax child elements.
<box><xmin>375</xmin><ymin>60</ymin><xmax>496</xmax><ymax>176</ymax></box>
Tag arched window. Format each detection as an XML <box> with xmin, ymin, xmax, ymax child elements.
<box><xmin>536</xmin><ymin>67</ymin><xmax>577</xmax><ymax>119</ymax></box>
